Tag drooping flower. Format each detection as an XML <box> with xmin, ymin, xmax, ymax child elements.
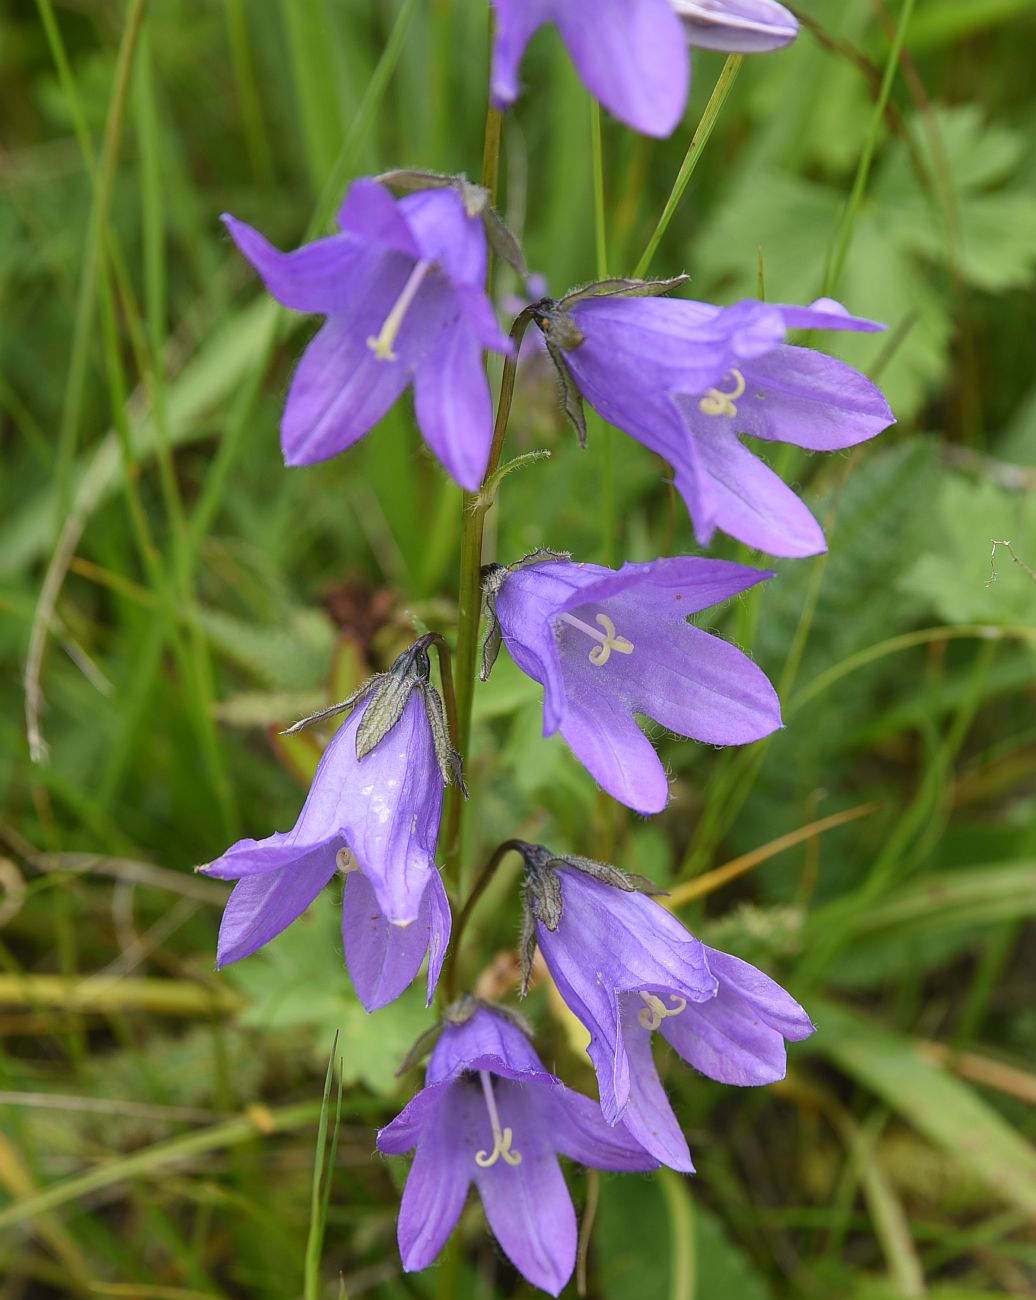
<box><xmin>481</xmin><ymin>551</ymin><xmax>781</xmax><ymax>814</ymax></box>
<box><xmin>223</xmin><ymin>175</ymin><xmax>514</xmax><ymax>491</ymax></box>
<box><xmin>489</xmin><ymin>0</ymin><xmax>798</xmax><ymax>139</ymax></box>
<box><xmin>378</xmin><ymin>997</ymin><xmax>657</xmax><ymax>1296</ymax></box>
<box><xmin>533</xmin><ymin>288</ymin><xmax>895</xmax><ymax>557</ymax></box>
<box><xmin>516</xmin><ymin>845</ymin><xmax>815</xmax><ymax>1170</ymax></box>
<box><xmin>199</xmin><ymin>638</ymin><xmax>459</xmax><ymax>1010</ymax></box>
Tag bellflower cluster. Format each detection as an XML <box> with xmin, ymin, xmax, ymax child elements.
<box><xmin>203</xmin><ymin>3</ymin><xmax>897</xmax><ymax>1289</ymax></box>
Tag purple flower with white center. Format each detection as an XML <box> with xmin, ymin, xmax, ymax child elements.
<box><xmin>199</xmin><ymin>638</ymin><xmax>459</xmax><ymax>1011</ymax></box>
<box><xmin>481</xmin><ymin>551</ymin><xmax>781</xmax><ymax>815</ymax></box>
<box><xmin>223</xmin><ymin>175</ymin><xmax>514</xmax><ymax>491</ymax></box>
<box><xmin>535</xmin><ymin>288</ymin><xmax>895</xmax><ymax>558</ymax></box>
<box><xmin>516</xmin><ymin>845</ymin><xmax>815</xmax><ymax>1171</ymax></box>
<box><xmin>490</xmin><ymin>0</ymin><xmax>798</xmax><ymax>139</ymax></box>
<box><xmin>378</xmin><ymin>998</ymin><xmax>656</xmax><ymax>1296</ymax></box>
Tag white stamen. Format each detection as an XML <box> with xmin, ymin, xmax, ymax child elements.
<box><xmin>638</xmin><ymin>991</ymin><xmax>688</xmax><ymax>1031</ymax></box>
<box><xmin>367</xmin><ymin>259</ymin><xmax>433</xmax><ymax>362</ymax></box>
<box><xmin>699</xmin><ymin>368</ymin><xmax>746</xmax><ymax>418</ymax></box>
<box><xmin>474</xmin><ymin>1070</ymin><xmax>522</xmax><ymax>1168</ymax></box>
<box><xmin>557</xmin><ymin>610</ymin><xmax>634</xmax><ymax>667</ymax></box>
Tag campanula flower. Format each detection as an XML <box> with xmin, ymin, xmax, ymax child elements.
<box><xmin>490</xmin><ymin>0</ymin><xmax>797</xmax><ymax>139</ymax></box>
<box><xmin>200</xmin><ymin>639</ymin><xmax>459</xmax><ymax>1010</ymax></box>
<box><xmin>482</xmin><ymin>552</ymin><xmax>781</xmax><ymax>815</ymax></box>
<box><xmin>534</xmin><ymin>288</ymin><xmax>895</xmax><ymax>557</ymax></box>
<box><xmin>517</xmin><ymin>846</ymin><xmax>814</xmax><ymax>1170</ymax></box>
<box><xmin>378</xmin><ymin>998</ymin><xmax>656</xmax><ymax>1295</ymax></box>
<box><xmin>223</xmin><ymin>176</ymin><xmax>512</xmax><ymax>491</ymax></box>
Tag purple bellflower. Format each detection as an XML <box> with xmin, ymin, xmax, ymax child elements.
<box><xmin>199</xmin><ymin>638</ymin><xmax>460</xmax><ymax>1012</ymax></box>
<box><xmin>378</xmin><ymin>997</ymin><xmax>656</xmax><ymax>1296</ymax></box>
<box><xmin>223</xmin><ymin>175</ymin><xmax>515</xmax><ymax>491</ymax></box>
<box><xmin>481</xmin><ymin>551</ymin><xmax>781</xmax><ymax>815</ymax></box>
<box><xmin>490</xmin><ymin>0</ymin><xmax>797</xmax><ymax>139</ymax></box>
<box><xmin>516</xmin><ymin>845</ymin><xmax>815</xmax><ymax>1171</ymax></box>
<box><xmin>533</xmin><ymin>286</ymin><xmax>895</xmax><ymax>557</ymax></box>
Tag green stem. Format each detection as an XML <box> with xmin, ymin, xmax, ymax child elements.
<box><xmin>445</xmin><ymin>310</ymin><xmax>534</xmax><ymax>883</ymax></box>
<box><xmin>444</xmin><ymin>839</ymin><xmax>526</xmax><ymax>1000</ymax></box>
<box><xmin>634</xmin><ymin>54</ymin><xmax>743</xmax><ymax>279</ymax></box>
<box><xmin>823</xmin><ymin>0</ymin><xmax>916</xmax><ymax>295</ymax></box>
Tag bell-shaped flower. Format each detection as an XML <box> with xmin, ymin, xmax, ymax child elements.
<box><xmin>223</xmin><ymin>175</ymin><xmax>513</xmax><ymax>491</ymax></box>
<box><xmin>517</xmin><ymin>846</ymin><xmax>814</xmax><ymax>1171</ymax></box>
<box><xmin>490</xmin><ymin>0</ymin><xmax>797</xmax><ymax>139</ymax></box>
<box><xmin>199</xmin><ymin>639</ymin><xmax>460</xmax><ymax>1011</ymax></box>
<box><xmin>534</xmin><ymin>289</ymin><xmax>895</xmax><ymax>557</ymax></box>
<box><xmin>482</xmin><ymin>551</ymin><xmax>781</xmax><ymax>815</ymax></box>
<box><xmin>377</xmin><ymin>997</ymin><xmax>656</xmax><ymax>1296</ymax></box>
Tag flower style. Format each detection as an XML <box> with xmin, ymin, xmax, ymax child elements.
<box><xmin>199</xmin><ymin>638</ymin><xmax>459</xmax><ymax>1011</ymax></box>
<box><xmin>490</xmin><ymin>0</ymin><xmax>797</xmax><ymax>139</ymax></box>
<box><xmin>517</xmin><ymin>845</ymin><xmax>815</xmax><ymax>1170</ymax></box>
<box><xmin>378</xmin><ymin>997</ymin><xmax>656</xmax><ymax>1296</ymax></box>
<box><xmin>482</xmin><ymin>551</ymin><xmax>781</xmax><ymax>814</ymax></box>
<box><xmin>223</xmin><ymin>176</ymin><xmax>513</xmax><ymax>491</ymax></box>
<box><xmin>534</xmin><ymin>289</ymin><xmax>895</xmax><ymax>557</ymax></box>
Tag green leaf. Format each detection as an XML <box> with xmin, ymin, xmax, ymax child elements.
<box><xmin>817</xmin><ymin>1002</ymin><xmax>1036</xmax><ymax>1217</ymax></box>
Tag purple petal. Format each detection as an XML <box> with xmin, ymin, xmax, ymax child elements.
<box><xmin>736</xmin><ymin>345</ymin><xmax>896</xmax><ymax>451</ymax></box>
<box><xmin>558</xmin><ymin>694</ymin><xmax>672</xmax><ymax>814</ymax></box>
<box><xmin>777</xmin><ymin>297</ymin><xmax>886</xmax><ymax>333</ymax></box>
<box><xmin>214</xmin><ymin>853</ymin><xmax>336</xmax><ymax>967</ymax></box>
<box><xmin>377</xmin><ymin>1076</ymin><xmax>455</xmax><ymax>1155</ymax></box>
<box><xmin>335</xmin><ymin>178</ymin><xmax>421</xmax><ymax>259</ymax></box>
<box><xmin>400</xmin><ymin>188</ymin><xmax>487</xmax><ymax>287</ymax></box>
<box><xmin>659</xmin><ymin>947</ymin><xmax>814</xmax><ymax>1085</ymax></box>
<box><xmin>341</xmin><ymin>870</ymin><xmax>451</xmax><ymax>1013</ymax></box>
<box><xmin>394</xmin><ymin>1085</ymin><xmax>473</xmax><ymax>1273</ymax></box>
<box><xmin>428</xmin><ymin>1005</ymin><xmax>553</xmax><ymax>1086</ymax></box>
<box><xmin>423</xmin><ymin>870</ymin><xmax>452</xmax><ymax>1005</ymax></box>
<box><xmin>413</xmin><ymin>321</ymin><xmax>493</xmax><ymax>491</ymax></box>
<box><xmin>340</xmin><ymin>692</ymin><xmax>444</xmax><ymax>925</ymax></box>
<box><xmin>555</xmin><ymin>556</ymin><xmax>772</xmax><ymax>619</ymax></box>
<box><xmin>475</xmin><ymin>1084</ymin><xmax>576</xmax><ymax>1296</ymax></box>
<box><xmin>222</xmin><ymin>215</ymin><xmax>362</xmax><ymax>315</ymax></box>
<box><xmin>674</xmin><ymin>406</ymin><xmax>828</xmax><ymax>557</ymax></box>
<box><xmin>676</xmin><ymin>0</ymin><xmax>798</xmax><ymax>53</ymax></box>
<box><xmin>281</xmin><ymin>262</ymin><xmax>454</xmax><ymax>467</ymax></box>
<box><xmin>615</xmin><ymin>999</ymin><xmax>695</xmax><ymax>1172</ymax></box>
<box><xmin>454</xmin><ymin>281</ymin><xmax>514</xmax><ymax>353</ymax></box>
<box><xmin>549</xmin><ymin>1086</ymin><xmax>659</xmax><ymax>1172</ymax></box>
<box><xmin>556</xmin><ymin>0</ymin><xmax>689</xmax><ymax>138</ymax></box>
<box><xmin>490</xmin><ymin>0</ymin><xmax>556</xmax><ymax>109</ymax></box>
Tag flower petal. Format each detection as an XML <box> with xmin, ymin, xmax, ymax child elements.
<box><xmin>401</xmin><ymin>188</ymin><xmax>487</xmax><ymax>287</ymax></box>
<box><xmin>335</xmin><ymin>178</ymin><xmax>421</xmax><ymax>259</ymax></box>
<box><xmin>615</xmin><ymin>999</ymin><xmax>695</xmax><ymax>1172</ymax></box>
<box><xmin>549</xmin><ymin>1086</ymin><xmax>659</xmax><ymax>1172</ymax></box>
<box><xmin>428</xmin><ymin>1005</ymin><xmax>553</xmax><ymax>1086</ymax></box>
<box><xmin>558</xmin><ymin>693</ymin><xmax>671</xmax><ymax>815</ymax></box>
<box><xmin>676</xmin><ymin>0</ymin><xmax>798</xmax><ymax>53</ymax></box>
<box><xmin>736</xmin><ymin>345</ymin><xmax>896</xmax><ymax>451</ymax></box>
<box><xmin>475</xmin><ymin>1084</ymin><xmax>577</xmax><ymax>1296</ymax></box>
<box><xmin>414</xmin><ymin>320</ymin><xmax>493</xmax><ymax>491</ymax></box>
<box><xmin>489</xmin><ymin>0</ymin><xmax>557</xmax><ymax>110</ymax></box>
<box><xmin>342</xmin><ymin>870</ymin><xmax>450</xmax><ymax>1013</ymax></box>
<box><xmin>675</xmin><ymin>409</ymin><xmax>828</xmax><ymax>557</ymax></box>
<box><xmin>777</xmin><ymin>297</ymin><xmax>885</xmax><ymax>334</ymax></box>
<box><xmin>659</xmin><ymin>947</ymin><xmax>814</xmax><ymax>1085</ymax></box>
<box><xmin>222</xmin><ymin>215</ymin><xmax>362</xmax><ymax>315</ymax></box>
<box><xmin>394</xmin><ymin>1085</ymin><xmax>473</xmax><ymax>1272</ymax></box>
<box><xmin>556</xmin><ymin>0</ymin><xmax>689</xmax><ymax>138</ymax></box>
<box><xmin>214</xmin><ymin>853</ymin><xmax>336</xmax><ymax>968</ymax></box>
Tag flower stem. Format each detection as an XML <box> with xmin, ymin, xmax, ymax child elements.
<box><xmin>444</xmin><ymin>311</ymin><xmax>534</xmax><ymax>885</ymax></box>
<box><xmin>444</xmin><ymin>839</ymin><xmax>526</xmax><ymax>999</ymax></box>
<box><xmin>634</xmin><ymin>53</ymin><xmax>743</xmax><ymax>279</ymax></box>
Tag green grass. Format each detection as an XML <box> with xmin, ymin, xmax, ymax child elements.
<box><xmin>2</xmin><ymin>0</ymin><xmax>1036</xmax><ymax>1296</ymax></box>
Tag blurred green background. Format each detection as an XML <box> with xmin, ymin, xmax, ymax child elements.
<box><xmin>2</xmin><ymin>0</ymin><xmax>1036</xmax><ymax>1296</ymax></box>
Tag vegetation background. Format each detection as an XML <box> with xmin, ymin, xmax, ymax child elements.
<box><xmin>2</xmin><ymin>0</ymin><xmax>1036</xmax><ymax>1296</ymax></box>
